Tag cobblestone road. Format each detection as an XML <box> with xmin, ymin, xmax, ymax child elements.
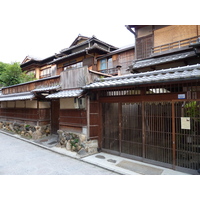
<box><xmin>0</xmin><ymin>133</ymin><xmax>118</xmax><ymax>175</ymax></box>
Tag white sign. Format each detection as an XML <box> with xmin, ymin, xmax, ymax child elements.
<box><xmin>181</xmin><ymin>117</ymin><xmax>191</xmax><ymax>130</ymax></box>
<box><xmin>178</xmin><ymin>94</ymin><xmax>186</xmax><ymax>99</ymax></box>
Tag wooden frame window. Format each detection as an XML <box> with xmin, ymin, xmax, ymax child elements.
<box><xmin>64</xmin><ymin>61</ymin><xmax>83</xmax><ymax>71</ymax></box>
<box><xmin>26</xmin><ymin>69</ymin><xmax>36</xmax><ymax>77</ymax></box>
<box><xmin>40</xmin><ymin>68</ymin><xmax>51</xmax><ymax>78</ymax></box>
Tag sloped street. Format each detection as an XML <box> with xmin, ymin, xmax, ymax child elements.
<box><xmin>0</xmin><ymin>133</ymin><xmax>118</xmax><ymax>175</ymax></box>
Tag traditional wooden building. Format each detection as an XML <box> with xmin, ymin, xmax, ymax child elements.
<box><xmin>0</xmin><ymin>35</ymin><xmax>119</xmax><ymax>138</ymax></box>
<box><xmin>21</xmin><ymin>55</ymin><xmax>58</xmax><ymax>79</ymax></box>
<box><xmin>96</xmin><ymin>44</ymin><xmax>135</xmax><ymax>76</ymax></box>
<box><xmin>0</xmin><ymin>76</ymin><xmax>60</xmax><ymax>132</ymax></box>
<box><xmin>83</xmin><ymin>25</ymin><xmax>200</xmax><ymax>174</ymax></box>
<box><xmin>45</xmin><ymin>35</ymin><xmax>118</xmax><ymax>137</ymax></box>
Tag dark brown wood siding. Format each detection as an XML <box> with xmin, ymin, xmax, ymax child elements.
<box><xmin>51</xmin><ymin>100</ymin><xmax>60</xmax><ymax>134</ymax></box>
<box><xmin>0</xmin><ymin>108</ymin><xmax>51</xmax><ymax>126</ymax></box>
<box><xmin>89</xmin><ymin>101</ymin><xmax>100</xmax><ymax>139</ymax></box>
<box><xmin>59</xmin><ymin>109</ymin><xmax>87</xmax><ymax>133</ymax></box>
<box><xmin>2</xmin><ymin>76</ymin><xmax>60</xmax><ymax>95</ymax></box>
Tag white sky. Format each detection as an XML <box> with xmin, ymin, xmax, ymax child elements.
<box><xmin>0</xmin><ymin>0</ymin><xmax>136</xmax><ymax>63</ymax></box>
<box><xmin>0</xmin><ymin>0</ymin><xmax>197</xmax><ymax>64</ymax></box>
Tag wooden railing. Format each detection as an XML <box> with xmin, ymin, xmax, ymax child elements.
<box><xmin>98</xmin><ymin>67</ymin><xmax>118</xmax><ymax>75</ymax></box>
<box><xmin>2</xmin><ymin>76</ymin><xmax>60</xmax><ymax>95</ymax></box>
<box><xmin>151</xmin><ymin>35</ymin><xmax>200</xmax><ymax>54</ymax></box>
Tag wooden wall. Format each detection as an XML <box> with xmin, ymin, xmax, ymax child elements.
<box><xmin>135</xmin><ymin>25</ymin><xmax>200</xmax><ymax>59</ymax></box>
<box><xmin>154</xmin><ymin>25</ymin><xmax>200</xmax><ymax>47</ymax></box>
<box><xmin>89</xmin><ymin>101</ymin><xmax>100</xmax><ymax>137</ymax></box>
<box><xmin>0</xmin><ymin>100</ymin><xmax>51</xmax><ymax>126</ymax></box>
<box><xmin>2</xmin><ymin>76</ymin><xmax>60</xmax><ymax>95</ymax></box>
<box><xmin>0</xmin><ymin>108</ymin><xmax>50</xmax><ymax>126</ymax></box>
<box><xmin>60</xmin><ymin>67</ymin><xmax>89</xmax><ymax>89</ymax></box>
<box><xmin>59</xmin><ymin>109</ymin><xmax>87</xmax><ymax>133</ymax></box>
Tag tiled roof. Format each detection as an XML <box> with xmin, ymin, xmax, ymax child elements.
<box><xmin>133</xmin><ymin>51</ymin><xmax>196</xmax><ymax>69</ymax></box>
<box><xmin>61</xmin><ymin>36</ymin><xmax>118</xmax><ymax>53</ymax></box>
<box><xmin>97</xmin><ymin>44</ymin><xmax>135</xmax><ymax>60</ymax></box>
<box><xmin>49</xmin><ymin>43</ymin><xmax>111</xmax><ymax>64</ymax></box>
<box><xmin>83</xmin><ymin>64</ymin><xmax>200</xmax><ymax>89</ymax></box>
<box><xmin>0</xmin><ymin>92</ymin><xmax>35</xmax><ymax>101</ymax></box>
<box><xmin>32</xmin><ymin>85</ymin><xmax>61</xmax><ymax>92</ymax></box>
<box><xmin>46</xmin><ymin>89</ymin><xmax>83</xmax><ymax>99</ymax></box>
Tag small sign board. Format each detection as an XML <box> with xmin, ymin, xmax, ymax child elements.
<box><xmin>181</xmin><ymin>117</ymin><xmax>191</xmax><ymax>130</ymax></box>
<box><xmin>178</xmin><ymin>94</ymin><xmax>186</xmax><ymax>99</ymax></box>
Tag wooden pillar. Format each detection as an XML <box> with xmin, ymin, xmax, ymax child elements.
<box><xmin>172</xmin><ymin>101</ymin><xmax>176</xmax><ymax>169</ymax></box>
<box><xmin>142</xmin><ymin>101</ymin><xmax>146</xmax><ymax>158</ymax></box>
<box><xmin>86</xmin><ymin>96</ymin><xmax>90</xmax><ymax>139</ymax></box>
<box><xmin>118</xmin><ymin>102</ymin><xmax>122</xmax><ymax>154</ymax></box>
<box><xmin>37</xmin><ymin>100</ymin><xmax>39</xmax><ymax>126</ymax></box>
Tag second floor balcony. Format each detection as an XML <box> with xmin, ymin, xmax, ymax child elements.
<box><xmin>1</xmin><ymin>75</ymin><xmax>60</xmax><ymax>95</ymax></box>
<box><xmin>98</xmin><ymin>67</ymin><xmax>118</xmax><ymax>76</ymax></box>
<box><xmin>151</xmin><ymin>35</ymin><xmax>200</xmax><ymax>55</ymax></box>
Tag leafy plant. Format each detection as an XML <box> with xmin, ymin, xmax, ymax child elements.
<box><xmin>184</xmin><ymin>101</ymin><xmax>200</xmax><ymax>137</ymax></box>
<box><xmin>0</xmin><ymin>61</ymin><xmax>35</xmax><ymax>87</ymax></box>
<box><xmin>69</xmin><ymin>133</ymin><xmax>80</xmax><ymax>151</ymax></box>
<box><xmin>184</xmin><ymin>101</ymin><xmax>199</xmax><ymax>118</ymax></box>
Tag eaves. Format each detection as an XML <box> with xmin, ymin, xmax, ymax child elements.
<box><xmin>49</xmin><ymin>44</ymin><xmax>111</xmax><ymax>64</ymax></box>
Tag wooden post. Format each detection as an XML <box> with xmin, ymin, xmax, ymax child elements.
<box><xmin>172</xmin><ymin>101</ymin><xmax>176</xmax><ymax>169</ymax></box>
<box><xmin>142</xmin><ymin>101</ymin><xmax>146</xmax><ymax>158</ymax></box>
<box><xmin>86</xmin><ymin>95</ymin><xmax>90</xmax><ymax>139</ymax></box>
<box><xmin>118</xmin><ymin>102</ymin><xmax>122</xmax><ymax>154</ymax></box>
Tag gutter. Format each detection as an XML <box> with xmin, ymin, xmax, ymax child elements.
<box><xmin>125</xmin><ymin>25</ymin><xmax>137</xmax><ymax>37</ymax></box>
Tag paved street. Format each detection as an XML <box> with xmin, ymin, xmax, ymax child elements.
<box><xmin>0</xmin><ymin>133</ymin><xmax>118</xmax><ymax>175</ymax></box>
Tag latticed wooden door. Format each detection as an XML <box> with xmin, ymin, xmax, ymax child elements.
<box><xmin>102</xmin><ymin>103</ymin><xmax>119</xmax><ymax>152</ymax></box>
<box><xmin>144</xmin><ymin>102</ymin><xmax>173</xmax><ymax>165</ymax></box>
<box><xmin>174</xmin><ymin>100</ymin><xmax>200</xmax><ymax>171</ymax></box>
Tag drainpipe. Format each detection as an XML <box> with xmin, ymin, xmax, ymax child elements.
<box><xmin>125</xmin><ymin>25</ymin><xmax>137</xmax><ymax>63</ymax></box>
<box><xmin>86</xmin><ymin>46</ymin><xmax>97</xmax><ymax>70</ymax></box>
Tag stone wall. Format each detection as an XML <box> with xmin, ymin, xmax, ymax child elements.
<box><xmin>0</xmin><ymin>121</ymin><xmax>50</xmax><ymax>140</ymax></box>
<box><xmin>0</xmin><ymin>121</ymin><xmax>98</xmax><ymax>155</ymax></box>
<box><xmin>56</xmin><ymin>130</ymin><xmax>98</xmax><ymax>155</ymax></box>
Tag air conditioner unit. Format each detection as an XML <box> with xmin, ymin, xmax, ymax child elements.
<box><xmin>74</xmin><ymin>98</ymin><xmax>86</xmax><ymax>109</ymax></box>
<box><xmin>78</xmin><ymin>98</ymin><xmax>85</xmax><ymax>109</ymax></box>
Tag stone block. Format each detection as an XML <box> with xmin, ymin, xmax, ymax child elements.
<box><xmin>87</xmin><ymin>147</ymin><xmax>97</xmax><ymax>154</ymax></box>
<box><xmin>79</xmin><ymin>134</ymin><xmax>87</xmax><ymax>143</ymax></box>
<box><xmin>86</xmin><ymin>140</ymin><xmax>98</xmax><ymax>148</ymax></box>
<box><xmin>77</xmin><ymin>148</ymin><xmax>87</xmax><ymax>156</ymax></box>
<box><xmin>0</xmin><ymin>122</ymin><xmax>3</xmax><ymax>129</ymax></box>
<box><xmin>66</xmin><ymin>141</ymin><xmax>71</xmax><ymax>150</ymax></box>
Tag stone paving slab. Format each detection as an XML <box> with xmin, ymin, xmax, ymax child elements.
<box><xmin>82</xmin><ymin>152</ymin><xmax>190</xmax><ymax>175</ymax></box>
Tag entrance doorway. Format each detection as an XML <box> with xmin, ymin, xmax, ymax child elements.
<box><xmin>102</xmin><ymin>100</ymin><xmax>200</xmax><ymax>173</ymax></box>
<box><xmin>51</xmin><ymin>99</ymin><xmax>60</xmax><ymax>134</ymax></box>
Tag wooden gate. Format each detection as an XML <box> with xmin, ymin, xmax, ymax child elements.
<box><xmin>102</xmin><ymin>100</ymin><xmax>200</xmax><ymax>173</ymax></box>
